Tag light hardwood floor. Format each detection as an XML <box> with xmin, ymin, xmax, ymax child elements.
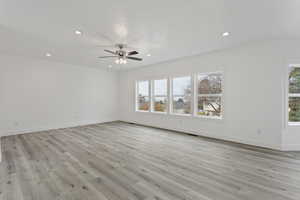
<box><xmin>1</xmin><ymin>122</ymin><xmax>300</xmax><ymax>200</ymax></box>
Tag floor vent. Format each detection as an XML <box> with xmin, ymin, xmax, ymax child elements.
<box><xmin>186</xmin><ymin>133</ymin><xmax>198</xmax><ymax>137</ymax></box>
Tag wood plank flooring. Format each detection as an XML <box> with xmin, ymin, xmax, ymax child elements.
<box><xmin>1</xmin><ymin>121</ymin><xmax>300</xmax><ymax>200</ymax></box>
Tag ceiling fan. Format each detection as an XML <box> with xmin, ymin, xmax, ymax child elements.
<box><xmin>98</xmin><ymin>44</ymin><xmax>143</xmax><ymax>64</ymax></box>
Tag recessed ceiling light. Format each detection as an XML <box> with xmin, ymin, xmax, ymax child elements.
<box><xmin>222</xmin><ymin>32</ymin><xmax>230</xmax><ymax>37</ymax></box>
<box><xmin>45</xmin><ymin>53</ymin><xmax>52</xmax><ymax>57</ymax></box>
<box><xmin>75</xmin><ymin>30</ymin><xmax>82</xmax><ymax>35</ymax></box>
<box><xmin>147</xmin><ymin>53</ymin><xmax>151</xmax><ymax>57</ymax></box>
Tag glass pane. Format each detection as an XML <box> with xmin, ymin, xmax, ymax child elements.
<box><xmin>138</xmin><ymin>81</ymin><xmax>149</xmax><ymax>96</ymax></box>
<box><xmin>154</xmin><ymin>79</ymin><xmax>167</xmax><ymax>96</ymax></box>
<box><xmin>172</xmin><ymin>76</ymin><xmax>192</xmax><ymax>96</ymax></box>
<box><xmin>289</xmin><ymin>67</ymin><xmax>300</xmax><ymax>94</ymax></box>
<box><xmin>154</xmin><ymin>97</ymin><xmax>167</xmax><ymax>112</ymax></box>
<box><xmin>289</xmin><ymin>97</ymin><xmax>300</xmax><ymax>122</ymax></box>
<box><xmin>173</xmin><ymin>96</ymin><xmax>191</xmax><ymax>114</ymax></box>
<box><xmin>198</xmin><ymin>73</ymin><xmax>222</xmax><ymax>94</ymax></box>
<box><xmin>138</xmin><ymin>96</ymin><xmax>150</xmax><ymax>111</ymax></box>
<box><xmin>172</xmin><ymin>76</ymin><xmax>191</xmax><ymax>114</ymax></box>
<box><xmin>198</xmin><ymin>96</ymin><xmax>221</xmax><ymax>117</ymax></box>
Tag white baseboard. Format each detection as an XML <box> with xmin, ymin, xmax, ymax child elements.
<box><xmin>121</xmin><ymin>120</ymin><xmax>282</xmax><ymax>151</ymax></box>
<box><xmin>281</xmin><ymin>144</ymin><xmax>300</xmax><ymax>151</ymax></box>
<box><xmin>0</xmin><ymin>119</ymin><xmax>118</xmax><ymax>163</ymax></box>
<box><xmin>0</xmin><ymin>119</ymin><xmax>117</xmax><ymax>138</ymax></box>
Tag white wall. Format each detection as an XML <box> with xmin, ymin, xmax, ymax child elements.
<box><xmin>2</xmin><ymin>40</ymin><xmax>300</xmax><ymax>151</ymax></box>
<box><xmin>119</xmin><ymin>40</ymin><xmax>300</xmax><ymax>151</ymax></box>
<box><xmin>0</xmin><ymin>54</ymin><xmax>119</xmax><ymax>137</ymax></box>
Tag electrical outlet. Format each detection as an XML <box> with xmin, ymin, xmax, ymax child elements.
<box><xmin>257</xmin><ymin>129</ymin><xmax>262</xmax><ymax>135</ymax></box>
<box><xmin>13</xmin><ymin>121</ymin><xmax>19</xmax><ymax>127</ymax></box>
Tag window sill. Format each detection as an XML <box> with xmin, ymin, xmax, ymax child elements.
<box><xmin>288</xmin><ymin>122</ymin><xmax>300</xmax><ymax>126</ymax></box>
<box><xmin>194</xmin><ymin>115</ymin><xmax>222</xmax><ymax>120</ymax></box>
<box><xmin>151</xmin><ymin>111</ymin><xmax>168</xmax><ymax>115</ymax></box>
<box><xmin>170</xmin><ymin>113</ymin><xmax>192</xmax><ymax>117</ymax></box>
<box><xmin>135</xmin><ymin>110</ymin><xmax>223</xmax><ymax>121</ymax></box>
<box><xmin>136</xmin><ymin>110</ymin><xmax>150</xmax><ymax>113</ymax></box>
<box><xmin>135</xmin><ymin>110</ymin><xmax>167</xmax><ymax>115</ymax></box>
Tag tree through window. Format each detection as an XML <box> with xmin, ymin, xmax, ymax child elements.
<box><xmin>137</xmin><ymin>80</ymin><xmax>150</xmax><ymax>111</ymax></box>
<box><xmin>197</xmin><ymin>72</ymin><xmax>222</xmax><ymax>118</ymax></box>
<box><xmin>153</xmin><ymin>79</ymin><xmax>168</xmax><ymax>112</ymax></box>
<box><xmin>289</xmin><ymin>66</ymin><xmax>300</xmax><ymax>122</ymax></box>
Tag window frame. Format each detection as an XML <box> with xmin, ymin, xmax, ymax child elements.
<box><xmin>194</xmin><ymin>71</ymin><xmax>223</xmax><ymax>120</ymax></box>
<box><xmin>152</xmin><ymin>78</ymin><xmax>169</xmax><ymax>114</ymax></box>
<box><xmin>134</xmin><ymin>71</ymin><xmax>224</xmax><ymax>121</ymax></box>
<box><xmin>135</xmin><ymin>80</ymin><xmax>151</xmax><ymax>112</ymax></box>
<box><xmin>170</xmin><ymin>75</ymin><xmax>193</xmax><ymax>116</ymax></box>
<box><xmin>288</xmin><ymin>64</ymin><xmax>300</xmax><ymax>126</ymax></box>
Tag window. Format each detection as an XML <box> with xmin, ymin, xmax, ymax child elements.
<box><xmin>136</xmin><ymin>80</ymin><xmax>150</xmax><ymax>111</ymax></box>
<box><xmin>289</xmin><ymin>66</ymin><xmax>300</xmax><ymax>123</ymax></box>
<box><xmin>153</xmin><ymin>79</ymin><xmax>168</xmax><ymax>112</ymax></box>
<box><xmin>197</xmin><ymin>72</ymin><xmax>222</xmax><ymax>118</ymax></box>
<box><xmin>172</xmin><ymin>76</ymin><xmax>192</xmax><ymax>114</ymax></box>
<box><xmin>135</xmin><ymin>72</ymin><xmax>223</xmax><ymax>120</ymax></box>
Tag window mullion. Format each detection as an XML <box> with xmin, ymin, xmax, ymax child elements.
<box><xmin>168</xmin><ymin>77</ymin><xmax>172</xmax><ymax>114</ymax></box>
<box><xmin>192</xmin><ymin>74</ymin><xmax>197</xmax><ymax>116</ymax></box>
<box><xmin>150</xmin><ymin>80</ymin><xmax>153</xmax><ymax>112</ymax></box>
<box><xmin>135</xmin><ymin>81</ymin><xmax>138</xmax><ymax>111</ymax></box>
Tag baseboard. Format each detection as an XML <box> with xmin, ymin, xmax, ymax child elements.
<box><xmin>281</xmin><ymin>144</ymin><xmax>300</xmax><ymax>151</ymax></box>
<box><xmin>0</xmin><ymin>119</ymin><xmax>285</xmax><ymax>153</ymax></box>
<box><xmin>120</xmin><ymin>120</ymin><xmax>282</xmax><ymax>151</ymax></box>
<box><xmin>0</xmin><ymin>119</ymin><xmax>118</xmax><ymax>138</ymax></box>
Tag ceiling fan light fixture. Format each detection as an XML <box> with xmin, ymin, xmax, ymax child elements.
<box><xmin>115</xmin><ymin>58</ymin><xmax>127</xmax><ymax>64</ymax></box>
<box><xmin>45</xmin><ymin>53</ymin><xmax>52</xmax><ymax>57</ymax></box>
<box><xmin>75</xmin><ymin>30</ymin><xmax>82</xmax><ymax>35</ymax></box>
<box><xmin>99</xmin><ymin>43</ymin><xmax>142</xmax><ymax>65</ymax></box>
<box><xmin>222</xmin><ymin>32</ymin><xmax>230</xmax><ymax>37</ymax></box>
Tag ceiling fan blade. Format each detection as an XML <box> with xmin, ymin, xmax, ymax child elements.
<box><xmin>104</xmin><ymin>49</ymin><xmax>116</xmax><ymax>55</ymax></box>
<box><xmin>98</xmin><ymin>56</ymin><xmax>118</xmax><ymax>58</ymax></box>
<box><xmin>126</xmin><ymin>56</ymin><xmax>143</xmax><ymax>61</ymax></box>
<box><xmin>127</xmin><ymin>51</ymin><xmax>139</xmax><ymax>56</ymax></box>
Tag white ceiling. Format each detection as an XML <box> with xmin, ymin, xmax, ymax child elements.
<box><xmin>0</xmin><ymin>0</ymin><xmax>299</xmax><ymax>69</ymax></box>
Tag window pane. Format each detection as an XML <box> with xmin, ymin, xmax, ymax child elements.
<box><xmin>173</xmin><ymin>76</ymin><xmax>192</xmax><ymax>96</ymax></box>
<box><xmin>198</xmin><ymin>96</ymin><xmax>221</xmax><ymax>117</ymax></box>
<box><xmin>154</xmin><ymin>97</ymin><xmax>167</xmax><ymax>112</ymax></box>
<box><xmin>154</xmin><ymin>79</ymin><xmax>167</xmax><ymax>96</ymax></box>
<box><xmin>172</xmin><ymin>76</ymin><xmax>192</xmax><ymax>114</ymax></box>
<box><xmin>198</xmin><ymin>73</ymin><xmax>222</xmax><ymax>94</ymax></box>
<box><xmin>138</xmin><ymin>81</ymin><xmax>149</xmax><ymax>96</ymax></box>
<box><xmin>173</xmin><ymin>96</ymin><xmax>191</xmax><ymax>114</ymax></box>
<box><xmin>138</xmin><ymin>96</ymin><xmax>150</xmax><ymax>111</ymax></box>
<box><xmin>289</xmin><ymin>97</ymin><xmax>300</xmax><ymax>122</ymax></box>
<box><xmin>289</xmin><ymin>67</ymin><xmax>300</xmax><ymax>94</ymax></box>
<box><xmin>137</xmin><ymin>81</ymin><xmax>149</xmax><ymax>111</ymax></box>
